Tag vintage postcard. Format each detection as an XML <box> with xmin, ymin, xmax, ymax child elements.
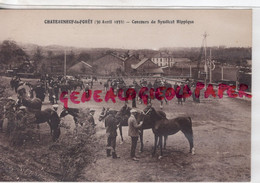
<box><xmin>0</xmin><ymin>9</ymin><xmax>252</xmax><ymax>182</ymax></box>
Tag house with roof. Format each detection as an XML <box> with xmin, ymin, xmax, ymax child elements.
<box><xmin>92</xmin><ymin>53</ymin><xmax>125</xmax><ymax>75</ymax></box>
<box><xmin>131</xmin><ymin>58</ymin><xmax>164</xmax><ymax>75</ymax></box>
<box><xmin>123</xmin><ymin>55</ymin><xmax>140</xmax><ymax>73</ymax></box>
<box><xmin>173</xmin><ymin>58</ymin><xmax>192</xmax><ymax>68</ymax></box>
<box><xmin>67</xmin><ymin>61</ymin><xmax>93</xmax><ymax>75</ymax></box>
<box><xmin>151</xmin><ymin>52</ymin><xmax>174</xmax><ymax>67</ymax></box>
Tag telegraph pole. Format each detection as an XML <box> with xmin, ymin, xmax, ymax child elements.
<box><xmin>203</xmin><ymin>32</ymin><xmax>209</xmax><ymax>86</ymax></box>
<box><xmin>209</xmin><ymin>49</ymin><xmax>212</xmax><ymax>83</ymax></box>
<box><xmin>64</xmin><ymin>50</ymin><xmax>67</xmax><ymax>76</ymax></box>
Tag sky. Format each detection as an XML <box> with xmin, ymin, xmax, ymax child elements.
<box><xmin>0</xmin><ymin>9</ymin><xmax>252</xmax><ymax>49</ymax></box>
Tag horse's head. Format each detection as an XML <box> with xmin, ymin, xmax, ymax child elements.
<box><xmin>99</xmin><ymin>107</ymin><xmax>108</xmax><ymax>121</ymax></box>
<box><xmin>140</xmin><ymin>106</ymin><xmax>165</xmax><ymax>129</ymax></box>
<box><xmin>60</xmin><ymin>107</ymin><xmax>68</xmax><ymax>118</ymax></box>
<box><xmin>144</xmin><ymin>106</ymin><xmax>167</xmax><ymax>121</ymax></box>
<box><xmin>125</xmin><ymin>106</ymin><xmax>132</xmax><ymax>117</ymax></box>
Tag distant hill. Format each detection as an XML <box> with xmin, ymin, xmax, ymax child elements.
<box><xmin>0</xmin><ymin>40</ymin><xmax>252</xmax><ymax>74</ymax></box>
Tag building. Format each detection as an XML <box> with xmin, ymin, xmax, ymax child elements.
<box><xmin>151</xmin><ymin>52</ymin><xmax>174</xmax><ymax>67</ymax></box>
<box><xmin>173</xmin><ymin>58</ymin><xmax>192</xmax><ymax>68</ymax></box>
<box><xmin>123</xmin><ymin>55</ymin><xmax>140</xmax><ymax>73</ymax></box>
<box><xmin>67</xmin><ymin>61</ymin><xmax>93</xmax><ymax>75</ymax></box>
<box><xmin>92</xmin><ymin>53</ymin><xmax>125</xmax><ymax>75</ymax></box>
<box><xmin>131</xmin><ymin>58</ymin><xmax>164</xmax><ymax>75</ymax></box>
<box><xmin>162</xmin><ymin>58</ymin><xmax>195</xmax><ymax>76</ymax></box>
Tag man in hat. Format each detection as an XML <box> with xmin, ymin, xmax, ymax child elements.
<box><xmin>15</xmin><ymin>106</ymin><xmax>27</xmax><ymax>128</ymax></box>
<box><xmin>17</xmin><ymin>85</ymin><xmax>42</xmax><ymax>127</ymax></box>
<box><xmin>104</xmin><ymin>111</ymin><xmax>120</xmax><ymax>159</ymax></box>
<box><xmin>5</xmin><ymin>97</ymin><xmax>16</xmax><ymax>136</ymax></box>
<box><xmin>128</xmin><ymin>109</ymin><xmax>143</xmax><ymax>161</ymax></box>
<box><xmin>87</xmin><ymin>109</ymin><xmax>96</xmax><ymax>128</ymax></box>
<box><xmin>34</xmin><ymin>82</ymin><xmax>45</xmax><ymax>102</ymax></box>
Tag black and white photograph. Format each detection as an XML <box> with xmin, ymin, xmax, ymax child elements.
<box><xmin>0</xmin><ymin>9</ymin><xmax>252</xmax><ymax>181</ymax></box>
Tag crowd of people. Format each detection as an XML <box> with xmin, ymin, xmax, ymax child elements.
<box><xmin>2</xmin><ymin>75</ymin><xmax>203</xmax><ymax>160</ymax></box>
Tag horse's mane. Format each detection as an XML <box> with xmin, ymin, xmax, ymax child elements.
<box><xmin>151</xmin><ymin>108</ymin><xmax>167</xmax><ymax>120</ymax></box>
<box><xmin>156</xmin><ymin>110</ymin><xmax>167</xmax><ymax>119</ymax></box>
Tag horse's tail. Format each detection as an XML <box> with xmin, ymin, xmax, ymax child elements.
<box><xmin>50</xmin><ymin>110</ymin><xmax>61</xmax><ymax>141</ymax></box>
<box><xmin>188</xmin><ymin>117</ymin><xmax>192</xmax><ymax>125</ymax></box>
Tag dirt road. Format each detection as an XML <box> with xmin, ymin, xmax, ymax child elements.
<box><xmin>78</xmin><ymin>95</ymin><xmax>251</xmax><ymax>182</ymax></box>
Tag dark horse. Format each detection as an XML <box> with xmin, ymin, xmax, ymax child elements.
<box><xmin>138</xmin><ymin>107</ymin><xmax>168</xmax><ymax>152</ymax></box>
<box><xmin>99</xmin><ymin>106</ymin><xmax>167</xmax><ymax>152</ymax></box>
<box><xmin>136</xmin><ymin>107</ymin><xmax>195</xmax><ymax>158</ymax></box>
<box><xmin>18</xmin><ymin>97</ymin><xmax>61</xmax><ymax>141</ymax></box>
<box><xmin>60</xmin><ymin>107</ymin><xmax>80</xmax><ymax>125</ymax></box>
<box><xmin>98</xmin><ymin>105</ymin><xmax>131</xmax><ymax>142</ymax></box>
<box><xmin>35</xmin><ymin>108</ymin><xmax>61</xmax><ymax>141</ymax></box>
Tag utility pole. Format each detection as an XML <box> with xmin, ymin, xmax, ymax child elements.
<box><xmin>64</xmin><ymin>50</ymin><xmax>67</xmax><ymax>76</ymax></box>
<box><xmin>190</xmin><ymin>63</ymin><xmax>192</xmax><ymax>78</ymax></box>
<box><xmin>221</xmin><ymin>64</ymin><xmax>224</xmax><ymax>80</ymax></box>
<box><xmin>203</xmin><ymin>32</ymin><xmax>209</xmax><ymax>86</ymax></box>
<box><xmin>209</xmin><ymin>49</ymin><xmax>212</xmax><ymax>83</ymax></box>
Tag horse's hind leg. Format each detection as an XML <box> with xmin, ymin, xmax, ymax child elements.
<box><xmin>119</xmin><ymin>125</ymin><xmax>124</xmax><ymax>143</ymax></box>
<box><xmin>163</xmin><ymin>135</ymin><xmax>168</xmax><ymax>149</ymax></box>
<box><xmin>139</xmin><ymin>130</ymin><xmax>144</xmax><ymax>152</ymax></box>
<box><xmin>152</xmin><ymin>135</ymin><xmax>159</xmax><ymax>156</ymax></box>
<box><xmin>159</xmin><ymin>136</ymin><xmax>163</xmax><ymax>159</ymax></box>
<box><xmin>182</xmin><ymin>129</ymin><xmax>195</xmax><ymax>155</ymax></box>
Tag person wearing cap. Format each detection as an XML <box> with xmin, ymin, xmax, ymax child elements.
<box><xmin>104</xmin><ymin>112</ymin><xmax>120</xmax><ymax>159</ymax></box>
<box><xmin>53</xmin><ymin>83</ymin><xmax>59</xmax><ymax>104</ymax></box>
<box><xmin>4</xmin><ymin>97</ymin><xmax>16</xmax><ymax>136</ymax></box>
<box><xmin>87</xmin><ymin>109</ymin><xmax>96</xmax><ymax>128</ymax></box>
<box><xmin>15</xmin><ymin>106</ymin><xmax>27</xmax><ymax>128</ymax></box>
<box><xmin>34</xmin><ymin>82</ymin><xmax>45</xmax><ymax>102</ymax></box>
<box><xmin>17</xmin><ymin>85</ymin><xmax>42</xmax><ymax>127</ymax></box>
<box><xmin>128</xmin><ymin>109</ymin><xmax>143</xmax><ymax>161</ymax></box>
<box><xmin>48</xmin><ymin>86</ymin><xmax>55</xmax><ymax>104</ymax></box>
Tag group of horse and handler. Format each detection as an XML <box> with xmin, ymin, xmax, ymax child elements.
<box><xmin>98</xmin><ymin>103</ymin><xmax>195</xmax><ymax>161</ymax></box>
<box><xmin>2</xmin><ymin>76</ymin><xmax>195</xmax><ymax>161</ymax></box>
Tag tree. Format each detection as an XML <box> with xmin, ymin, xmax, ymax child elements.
<box><xmin>0</xmin><ymin>40</ymin><xmax>28</xmax><ymax>66</ymax></box>
<box><xmin>78</xmin><ymin>52</ymin><xmax>90</xmax><ymax>61</ymax></box>
<box><xmin>47</xmin><ymin>50</ymin><xmax>54</xmax><ymax>58</ymax></box>
<box><xmin>33</xmin><ymin>46</ymin><xmax>44</xmax><ymax>70</ymax></box>
<box><xmin>67</xmin><ymin>50</ymin><xmax>76</xmax><ymax>67</ymax></box>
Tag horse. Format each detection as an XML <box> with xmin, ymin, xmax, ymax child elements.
<box><xmin>16</xmin><ymin>96</ymin><xmax>60</xmax><ymax>141</ymax></box>
<box><xmin>35</xmin><ymin>108</ymin><xmax>61</xmax><ymax>141</ymax></box>
<box><xmin>68</xmin><ymin>79</ymin><xmax>84</xmax><ymax>90</ymax></box>
<box><xmin>60</xmin><ymin>107</ymin><xmax>80</xmax><ymax>126</ymax></box>
<box><xmin>115</xmin><ymin>105</ymin><xmax>131</xmax><ymax>141</ymax></box>
<box><xmin>136</xmin><ymin>107</ymin><xmax>195</xmax><ymax>158</ymax></box>
<box><xmin>98</xmin><ymin>105</ymin><xmax>131</xmax><ymax>142</ymax></box>
<box><xmin>136</xmin><ymin>107</ymin><xmax>168</xmax><ymax>152</ymax></box>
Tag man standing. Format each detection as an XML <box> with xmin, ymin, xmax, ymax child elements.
<box><xmin>34</xmin><ymin>82</ymin><xmax>45</xmax><ymax>102</ymax></box>
<box><xmin>128</xmin><ymin>109</ymin><xmax>143</xmax><ymax>161</ymax></box>
<box><xmin>4</xmin><ymin>97</ymin><xmax>16</xmax><ymax>136</ymax></box>
<box><xmin>105</xmin><ymin>112</ymin><xmax>120</xmax><ymax>159</ymax></box>
<box><xmin>88</xmin><ymin>109</ymin><xmax>96</xmax><ymax>128</ymax></box>
<box><xmin>17</xmin><ymin>86</ymin><xmax>42</xmax><ymax>128</ymax></box>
